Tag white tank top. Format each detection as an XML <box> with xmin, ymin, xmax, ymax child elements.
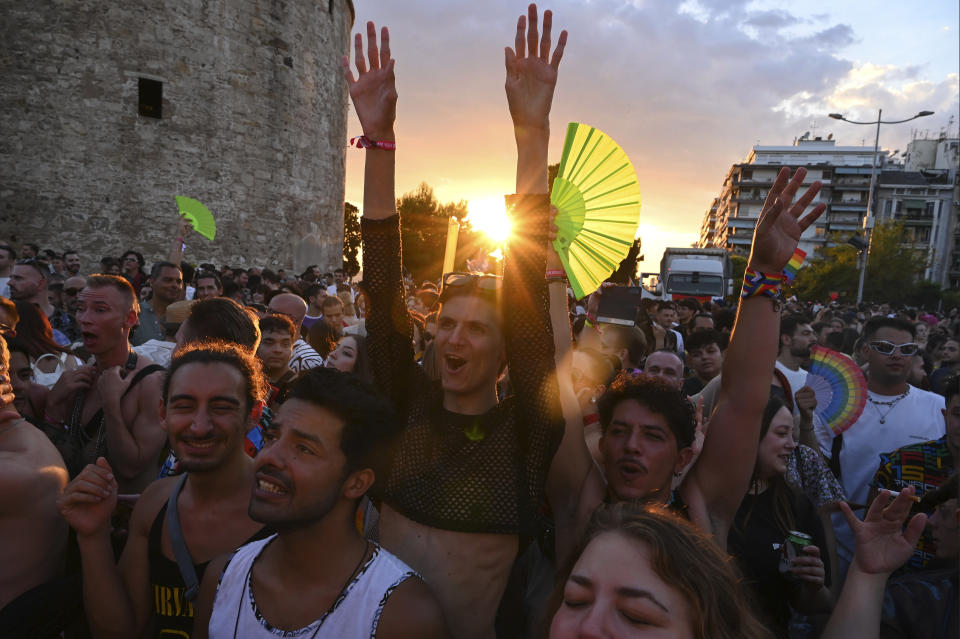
<box><xmin>209</xmin><ymin>535</ymin><xmax>416</xmax><ymax>638</ymax></box>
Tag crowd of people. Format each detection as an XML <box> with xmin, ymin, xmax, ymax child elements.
<box><xmin>0</xmin><ymin>5</ymin><xmax>956</xmax><ymax>638</ymax></box>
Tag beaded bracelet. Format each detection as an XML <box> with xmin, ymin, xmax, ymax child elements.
<box><xmin>741</xmin><ymin>268</ymin><xmax>784</xmax><ymax>301</ymax></box>
<box><xmin>349</xmin><ymin>135</ymin><xmax>396</xmax><ymax>151</ymax></box>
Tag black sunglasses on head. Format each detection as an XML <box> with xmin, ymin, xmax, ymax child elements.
<box><xmin>441</xmin><ymin>272</ymin><xmax>501</xmax><ymax>291</ymax></box>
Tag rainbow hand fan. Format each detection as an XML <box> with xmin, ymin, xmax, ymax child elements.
<box><xmin>174</xmin><ymin>195</ymin><xmax>217</xmax><ymax>241</ymax></box>
<box><xmin>806</xmin><ymin>345</ymin><xmax>867</xmax><ymax>435</ymax></box>
<box><xmin>551</xmin><ymin>122</ymin><xmax>642</xmax><ymax>300</ymax></box>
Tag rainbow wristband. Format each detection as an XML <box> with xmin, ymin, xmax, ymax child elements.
<box><xmin>741</xmin><ymin>268</ymin><xmax>784</xmax><ymax>301</ymax></box>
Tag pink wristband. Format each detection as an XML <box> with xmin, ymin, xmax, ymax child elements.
<box><xmin>350</xmin><ymin>135</ymin><xmax>396</xmax><ymax>151</ymax></box>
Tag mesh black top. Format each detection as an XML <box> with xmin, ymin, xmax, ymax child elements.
<box><xmin>361</xmin><ymin>195</ymin><xmax>564</xmax><ymax>536</ymax></box>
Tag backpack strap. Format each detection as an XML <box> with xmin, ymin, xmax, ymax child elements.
<box><xmin>828</xmin><ymin>434</ymin><xmax>843</xmax><ymax>481</ymax></box>
<box><xmin>165</xmin><ymin>474</ymin><xmax>200</xmax><ymax>602</ymax></box>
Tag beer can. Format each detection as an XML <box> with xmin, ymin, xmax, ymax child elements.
<box><xmin>778</xmin><ymin>530</ymin><xmax>813</xmax><ymax>582</ymax></box>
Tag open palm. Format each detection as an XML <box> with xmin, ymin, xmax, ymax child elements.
<box><xmin>750</xmin><ymin>167</ymin><xmax>826</xmax><ymax>274</ymax></box>
<box><xmin>841</xmin><ymin>487</ymin><xmax>927</xmax><ymax>576</ymax></box>
<box><xmin>504</xmin><ymin>5</ymin><xmax>567</xmax><ymax>131</ymax></box>
<box><xmin>343</xmin><ymin>22</ymin><xmax>397</xmax><ymax>138</ymax></box>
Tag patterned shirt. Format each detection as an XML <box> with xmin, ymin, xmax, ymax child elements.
<box><xmin>786</xmin><ymin>444</ymin><xmax>846</xmax><ymax>510</ymax></box>
<box><xmin>288</xmin><ymin>339</ymin><xmax>323</xmax><ymax>374</ymax></box>
<box><xmin>874</xmin><ymin>435</ymin><xmax>956</xmax><ymax>570</ymax></box>
<box><xmin>49</xmin><ymin>307</ymin><xmax>80</xmax><ymax>343</ymax></box>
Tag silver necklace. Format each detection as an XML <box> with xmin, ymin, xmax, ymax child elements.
<box><xmin>867</xmin><ymin>387</ymin><xmax>910</xmax><ymax>424</ymax></box>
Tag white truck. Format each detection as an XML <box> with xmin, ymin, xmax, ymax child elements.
<box><xmin>651</xmin><ymin>248</ymin><xmax>733</xmax><ymax>302</ymax></box>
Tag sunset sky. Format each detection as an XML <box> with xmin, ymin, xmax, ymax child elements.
<box><xmin>342</xmin><ymin>1</ymin><xmax>959</xmax><ymax>274</ymax></box>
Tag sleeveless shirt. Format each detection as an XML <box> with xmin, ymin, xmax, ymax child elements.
<box><xmin>208</xmin><ymin>536</ymin><xmax>416</xmax><ymax>638</ymax></box>
<box><xmin>148</xmin><ymin>502</ymin><xmax>271</xmax><ymax>638</ymax></box>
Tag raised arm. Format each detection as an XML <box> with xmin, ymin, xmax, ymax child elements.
<box><xmin>347</xmin><ymin>23</ymin><xmax>419</xmax><ymax>408</ymax></box>
<box><xmin>821</xmin><ymin>487</ymin><xmax>926</xmax><ymax>639</ymax></box>
<box><xmin>545</xmin><ymin>222</ymin><xmax>605</xmax><ymax>561</ymax></box>
<box><xmin>501</xmin><ymin>4</ymin><xmax>568</xmax><ymax>535</ymax></box>
<box><xmin>684</xmin><ymin>167</ymin><xmax>825</xmax><ymax>543</ymax></box>
<box><xmin>167</xmin><ymin>217</ymin><xmax>191</xmax><ymax>266</ymax></box>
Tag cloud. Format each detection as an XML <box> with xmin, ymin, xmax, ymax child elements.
<box><xmin>344</xmin><ymin>1</ymin><xmax>957</xmax><ymax>267</ymax></box>
<box><xmin>743</xmin><ymin>9</ymin><xmax>799</xmax><ymax>30</ymax></box>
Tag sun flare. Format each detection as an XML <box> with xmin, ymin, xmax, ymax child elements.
<box><xmin>466</xmin><ymin>197</ymin><xmax>512</xmax><ymax>245</ymax></box>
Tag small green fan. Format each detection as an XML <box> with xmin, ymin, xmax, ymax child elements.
<box><xmin>551</xmin><ymin>122</ymin><xmax>642</xmax><ymax>299</ymax></box>
<box><xmin>174</xmin><ymin>195</ymin><xmax>217</xmax><ymax>241</ymax></box>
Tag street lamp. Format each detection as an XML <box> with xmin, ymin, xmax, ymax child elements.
<box><xmin>828</xmin><ymin>109</ymin><xmax>935</xmax><ymax>304</ymax></box>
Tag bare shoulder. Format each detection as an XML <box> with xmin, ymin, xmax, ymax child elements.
<box><xmin>128</xmin><ymin>475</ymin><xmax>177</xmax><ymax>536</ymax></box>
<box><xmin>0</xmin><ymin>419</ymin><xmax>66</xmax><ymax>475</ymax></box>
<box><xmin>375</xmin><ymin>575</ymin><xmax>450</xmax><ymax>639</ymax></box>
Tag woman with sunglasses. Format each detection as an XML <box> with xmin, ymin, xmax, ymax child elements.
<box><xmin>11</xmin><ymin>301</ymin><xmax>82</xmax><ymax>389</ymax></box>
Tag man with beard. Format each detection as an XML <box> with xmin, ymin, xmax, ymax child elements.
<box><xmin>45</xmin><ymin>275</ymin><xmax>166</xmax><ymax>490</ymax></box>
<box><xmin>63</xmin><ymin>250</ymin><xmax>82</xmax><ymax>277</ymax></box>
<box><xmin>8</xmin><ymin>258</ymin><xmax>79</xmax><ymax>343</ymax></box>
<box><xmin>193</xmin><ymin>368</ymin><xmax>447</xmax><ymax>638</ymax></box>
<box><xmin>132</xmin><ymin>262</ymin><xmax>183</xmax><ymax>346</ymax></box>
<box><xmin>58</xmin><ymin>341</ymin><xmax>272</xmax><ymax>639</ymax></box>
<box><xmin>814</xmin><ymin>317</ymin><xmax>945</xmax><ymax>579</ymax></box>
<box><xmin>62</xmin><ymin>275</ymin><xmax>87</xmax><ymax>320</ymax></box>
<box><xmin>775</xmin><ymin>314</ymin><xmax>817</xmax><ymax>402</ymax></box>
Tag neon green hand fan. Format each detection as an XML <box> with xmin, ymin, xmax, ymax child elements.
<box><xmin>551</xmin><ymin>122</ymin><xmax>642</xmax><ymax>299</ymax></box>
<box><xmin>174</xmin><ymin>196</ymin><xmax>217</xmax><ymax>241</ymax></box>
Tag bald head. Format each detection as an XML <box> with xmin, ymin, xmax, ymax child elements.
<box><xmin>268</xmin><ymin>293</ymin><xmax>307</xmax><ymax>326</ymax></box>
<box><xmin>643</xmin><ymin>350</ymin><xmax>684</xmax><ymax>391</ymax></box>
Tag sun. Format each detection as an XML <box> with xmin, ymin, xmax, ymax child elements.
<box><xmin>466</xmin><ymin>197</ymin><xmax>512</xmax><ymax>245</ymax></box>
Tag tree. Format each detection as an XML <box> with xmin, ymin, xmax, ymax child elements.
<box><xmin>342</xmin><ymin>202</ymin><xmax>361</xmax><ymax>277</ymax></box>
<box><xmin>396</xmin><ymin>183</ymin><xmax>478</xmax><ymax>283</ymax></box>
<box><xmin>791</xmin><ymin>222</ymin><xmax>928</xmax><ymax>304</ymax></box>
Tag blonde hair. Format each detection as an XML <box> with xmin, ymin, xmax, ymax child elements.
<box><xmin>338</xmin><ymin>290</ymin><xmax>356</xmax><ymax>317</ymax></box>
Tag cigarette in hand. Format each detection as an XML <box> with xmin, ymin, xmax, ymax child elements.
<box><xmin>870</xmin><ymin>483</ymin><xmax>922</xmax><ymax>503</ymax></box>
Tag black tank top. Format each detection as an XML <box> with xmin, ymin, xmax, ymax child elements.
<box><xmin>148</xmin><ymin>502</ymin><xmax>270</xmax><ymax>638</ymax></box>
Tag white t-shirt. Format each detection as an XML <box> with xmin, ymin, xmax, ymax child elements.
<box><xmin>775</xmin><ymin>360</ymin><xmax>808</xmax><ymax>403</ymax></box>
<box><xmin>815</xmin><ymin>385</ymin><xmax>944</xmax><ymax>563</ymax></box>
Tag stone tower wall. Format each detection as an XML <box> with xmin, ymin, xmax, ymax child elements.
<box><xmin>1</xmin><ymin>0</ymin><xmax>354</xmax><ymax>273</ymax></box>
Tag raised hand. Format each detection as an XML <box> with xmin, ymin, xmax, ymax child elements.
<box><xmin>795</xmin><ymin>386</ymin><xmax>818</xmax><ymax>420</ymax></box>
<box><xmin>840</xmin><ymin>486</ymin><xmax>927</xmax><ymax>576</ymax></box>
<box><xmin>750</xmin><ymin>167</ymin><xmax>826</xmax><ymax>274</ymax></box>
<box><xmin>58</xmin><ymin>457</ymin><xmax>118</xmax><ymax>539</ymax></box>
<box><xmin>343</xmin><ymin>21</ymin><xmax>397</xmax><ymax>140</ymax></box>
<box><xmin>504</xmin><ymin>4</ymin><xmax>567</xmax><ymax>132</ymax></box>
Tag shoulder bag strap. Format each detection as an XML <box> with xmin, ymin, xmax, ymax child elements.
<box><xmin>165</xmin><ymin>473</ymin><xmax>200</xmax><ymax>602</ymax></box>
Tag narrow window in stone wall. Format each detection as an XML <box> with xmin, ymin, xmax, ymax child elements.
<box><xmin>138</xmin><ymin>78</ymin><xmax>162</xmax><ymax>119</ymax></box>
